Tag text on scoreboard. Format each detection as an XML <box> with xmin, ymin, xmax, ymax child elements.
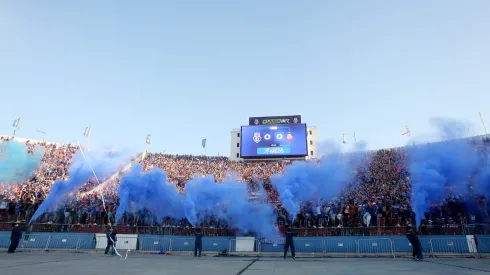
<box><xmin>240</xmin><ymin>124</ymin><xmax>308</xmax><ymax>158</ymax></box>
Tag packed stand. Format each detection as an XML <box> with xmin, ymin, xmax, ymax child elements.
<box><xmin>1</xmin><ymin>136</ymin><xmax>490</xmax><ymax>236</ymax></box>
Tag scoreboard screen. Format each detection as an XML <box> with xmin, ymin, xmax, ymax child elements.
<box><xmin>240</xmin><ymin>124</ymin><xmax>308</xmax><ymax>158</ymax></box>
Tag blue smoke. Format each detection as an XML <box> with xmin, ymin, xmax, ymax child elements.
<box><xmin>0</xmin><ymin>141</ymin><xmax>44</xmax><ymax>183</ymax></box>
<box><xmin>408</xmin><ymin>118</ymin><xmax>479</xmax><ymax>227</ymax></box>
<box><xmin>115</xmin><ymin>164</ymin><xmax>185</xmax><ymax>223</ymax></box>
<box><xmin>116</xmin><ymin>166</ymin><xmax>278</xmax><ymax>238</ymax></box>
<box><xmin>30</xmin><ymin>148</ymin><xmax>133</xmax><ymax>223</ymax></box>
<box><xmin>184</xmin><ymin>176</ymin><xmax>278</xmax><ymax>238</ymax></box>
<box><xmin>271</xmin><ymin>142</ymin><xmax>369</xmax><ymax>222</ymax></box>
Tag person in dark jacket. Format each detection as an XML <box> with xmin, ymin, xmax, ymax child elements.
<box><xmin>284</xmin><ymin>226</ymin><xmax>296</xmax><ymax>259</ymax></box>
<box><xmin>105</xmin><ymin>228</ymin><xmax>117</xmax><ymax>255</ymax></box>
<box><xmin>406</xmin><ymin>226</ymin><xmax>423</xmax><ymax>260</ymax></box>
<box><xmin>194</xmin><ymin>228</ymin><xmax>203</xmax><ymax>257</ymax></box>
<box><xmin>8</xmin><ymin>223</ymin><xmax>22</xmax><ymax>253</ymax></box>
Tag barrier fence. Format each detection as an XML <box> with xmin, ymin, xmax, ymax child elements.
<box><xmin>45</xmin><ymin>235</ymin><xmax>81</xmax><ymax>251</ymax></box>
<box><xmin>2</xmin><ymin>222</ymin><xmax>489</xmax><ymax>237</ymax></box>
<box><xmin>94</xmin><ymin>234</ymin><xmax>138</xmax><ymax>254</ymax></box>
<box><xmin>358</xmin><ymin>238</ymin><xmax>394</xmax><ymax>258</ymax></box>
<box><xmin>475</xmin><ymin>237</ymin><xmax>490</xmax><ymax>258</ymax></box>
<box><xmin>1</xmin><ymin>234</ymin><xmax>489</xmax><ymax>258</ymax></box>
<box><xmin>139</xmin><ymin>237</ymin><xmax>172</xmax><ymax>253</ymax></box>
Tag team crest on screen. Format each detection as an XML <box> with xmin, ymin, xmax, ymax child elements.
<box><xmin>254</xmin><ymin>119</ymin><xmax>259</xmax><ymax>125</ymax></box>
<box><xmin>293</xmin><ymin>117</ymin><xmax>298</xmax><ymax>123</ymax></box>
<box><xmin>253</xmin><ymin>132</ymin><xmax>262</xmax><ymax>143</ymax></box>
<box><xmin>287</xmin><ymin>133</ymin><xmax>293</xmax><ymax>141</ymax></box>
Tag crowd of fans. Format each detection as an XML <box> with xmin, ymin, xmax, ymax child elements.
<box><xmin>1</xmin><ymin>135</ymin><xmax>489</xmax><ymax>235</ymax></box>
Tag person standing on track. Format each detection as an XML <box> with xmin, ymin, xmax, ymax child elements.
<box><xmin>8</xmin><ymin>223</ymin><xmax>22</xmax><ymax>253</ymax></box>
<box><xmin>406</xmin><ymin>226</ymin><xmax>423</xmax><ymax>261</ymax></box>
<box><xmin>194</xmin><ymin>228</ymin><xmax>203</xmax><ymax>257</ymax></box>
<box><xmin>105</xmin><ymin>227</ymin><xmax>118</xmax><ymax>255</ymax></box>
<box><xmin>284</xmin><ymin>226</ymin><xmax>296</xmax><ymax>260</ymax></box>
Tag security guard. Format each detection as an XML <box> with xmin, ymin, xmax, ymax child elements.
<box><xmin>194</xmin><ymin>228</ymin><xmax>203</xmax><ymax>257</ymax></box>
<box><xmin>8</xmin><ymin>223</ymin><xmax>22</xmax><ymax>253</ymax></box>
<box><xmin>284</xmin><ymin>226</ymin><xmax>296</xmax><ymax>259</ymax></box>
<box><xmin>406</xmin><ymin>226</ymin><xmax>423</xmax><ymax>260</ymax></box>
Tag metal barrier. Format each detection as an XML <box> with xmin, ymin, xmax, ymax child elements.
<box><xmin>259</xmin><ymin>238</ymin><xmax>324</xmax><ymax>257</ymax></box>
<box><xmin>228</xmin><ymin>239</ymin><xmax>260</xmax><ymax>256</ymax></box>
<box><xmin>1</xmin><ymin>222</ymin><xmax>489</xmax><ymax>237</ymax></box>
<box><xmin>169</xmin><ymin>237</ymin><xmax>195</xmax><ymax>254</ymax></box>
<box><xmin>324</xmin><ymin>238</ymin><xmax>357</xmax><ymax>257</ymax></box>
<box><xmin>475</xmin><ymin>237</ymin><xmax>490</xmax><ymax>258</ymax></box>
<box><xmin>429</xmin><ymin>238</ymin><xmax>475</xmax><ymax>258</ymax></box>
<box><xmin>0</xmin><ymin>235</ymin><xmax>11</xmax><ymax>250</ymax></box>
<box><xmin>94</xmin><ymin>234</ymin><xmax>138</xmax><ymax>254</ymax></box>
<box><xmin>293</xmin><ymin>238</ymin><xmax>325</xmax><ymax>257</ymax></box>
<box><xmin>391</xmin><ymin>238</ymin><xmax>432</xmax><ymax>258</ymax></box>
<box><xmin>357</xmin><ymin>238</ymin><xmax>394</xmax><ymax>258</ymax></box>
<box><xmin>139</xmin><ymin>237</ymin><xmax>172</xmax><ymax>253</ymax></box>
<box><xmin>18</xmin><ymin>234</ymin><xmax>50</xmax><ymax>251</ymax></box>
<box><xmin>259</xmin><ymin>238</ymin><xmax>285</xmax><ymax>255</ymax></box>
<box><xmin>46</xmin><ymin>235</ymin><xmax>81</xmax><ymax>251</ymax></box>
<box><xmin>169</xmin><ymin>237</ymin><xmax>230</xmax><ymax>255</ymax></box>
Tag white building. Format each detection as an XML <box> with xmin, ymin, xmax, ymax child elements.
<box><xmin>229</xmin><ymin>126</ymin><xmax>319</xmax><ymax>161</ymax></box>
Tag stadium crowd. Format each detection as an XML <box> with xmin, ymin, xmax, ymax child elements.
<box><xmin>1</xmin><ymin>136</ymin><xmax>489</xmax><ymax>235</ymax></box>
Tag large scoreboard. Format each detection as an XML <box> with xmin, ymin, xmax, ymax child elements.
<box><xmin>240</xmin><ymin>122</ymin><xmax>308</xmax><ymax>158</ymax></box>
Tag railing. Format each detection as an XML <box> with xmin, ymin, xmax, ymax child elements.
<box><xmin>1</xmin><ymin>234</ymin><xmax>489</xmax><ymax>258</ymax></box>
<box><xmin>2</xmin><ymin>223</ymin><xmax>488</xmax><ymax>237</ymax></box>
<box><xmin>475</xmin><ymin>237</ymin><xmax>490</xmax><ymax>258</ymax></box>
<box><xmin>0</xmin><ymin>234</ymin><xmax>81</xmax><ymax>252</ymax></box>
<box><xmin>94</xmin><ymin>234</ymin><xmax>138</xmax><ymax>254</ymax></box>
<box><xmin>139</xmin><ymin>236</ymin><xmax>172</xmax><ymax>253</ymax></box>
<box><xmin>45</xmin><ymin>235</ymin><xmax>81</xmax><ymax>251</ymax></box>
<box><xmin>358</xmin><ymin>238</ymin><xmax>395</xmax><ymax>258</ymax></box>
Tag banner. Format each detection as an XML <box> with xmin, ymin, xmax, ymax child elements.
<box><xmin>146</xmin><ymin>134</ymin><xmax>151</xmax><ymax>145</ymax></box>
<box><xmin>202</xmin><ymin>138</ymin><xmax>206</xmax><ymax>148</ymax></box>
<box><xmin>249</xmin><ymin>115</ymin><xmax>301</xmax><ymax>126</ymax></box>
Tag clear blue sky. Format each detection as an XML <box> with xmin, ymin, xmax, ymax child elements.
<box><xmin>1</xmin><ymin>1</ymin><xmax>489</xmax><ymax>156</ymax></box>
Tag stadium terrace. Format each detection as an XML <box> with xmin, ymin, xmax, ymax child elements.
<box><xmin>0</xmin><ymin>135</ymin><xmax>489</xmax><ymax>237</ymax></box>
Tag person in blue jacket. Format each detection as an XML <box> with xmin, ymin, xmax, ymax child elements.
<box><xmin>105</xmin><ymin>227</ymin><xmax>117</xmax><ymax>255</ymax></box>
<box><xmin>8</xmin><ymin>223</ymin><xmax>22</xmax><ymax>253</ymax></box>
<box><xmin>194</xmin><ymin>228</ymin><xmax>203</xmax><ymax>257</ymax></box>
<box><xmin>406</xmin><ymin>226</ymin><xmax>423</xmax><ymax>260</ymax></box>
<box><xmin>284</xmin><ymin>226</ymin><xmax>296</xmax><ymax>259</ymax></box>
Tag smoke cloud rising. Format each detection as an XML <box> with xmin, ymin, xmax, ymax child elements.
<box><xmin>408</xmin><ymin>118</ymin><xmax>481</xmax><ymax>227</ymax></box>
<box><xmin>30</xmin><ymin>148</ymin><xmax>134</xmax><ymax>223</ymax></box>
<box><xmin>0</xmin><ymin>141</ymin><xmax>44</xmax><ymax>183</ymax></box>
<box><xmin>271</xmin><ymin>141</ymin><xmax>369</xmax><ymax>222</ymax></box>
<box><xmin>116</xmin><ymin>165</ymin><xmax>278</xmax><ymax>238</ymax></box>
<box><xmin>183</xmin><ymin>176</ymin><xmax>278</xmax><ymax>238</ymax></box>
<box><xmin>116</xmin><ymin>164</ymin><xmax>185</xmax><ymax>223</ymax></box>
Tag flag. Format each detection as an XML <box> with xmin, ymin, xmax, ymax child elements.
<box><xmin>83</xmin><ymin>127</ymin><xmax>91</xmax><ymax>137</ymax></box>
<box><xmin>342</xmin><ymin>133</ymin><xmax>347</xmax><ymax>144</ymax></box>
<box><xmin>146</xmin><ymin>134</ymin><xmax>151</xmax><ymax>145</ymax></box>
<box><xmin>402</xmin><ymin>126</ymin><xmax>411</xmax><ymax>136</ymax></box>
<box><xmin>202</xmin><ymin>138</ymin><xmax>207</xmax><ymax>149</ymax></box>
<box><xmin>12</xmin><ymin>118</ymin><xmax>20</xmax><ymax>128</ymax></box>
